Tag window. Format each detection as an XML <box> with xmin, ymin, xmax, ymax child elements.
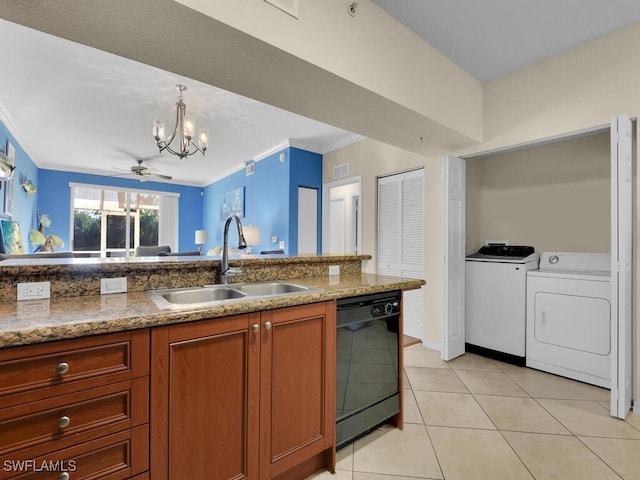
<box><xmin>70</xmin><ymin>183</ymin><xmax>178</xmax><ymax>256</ymax></box>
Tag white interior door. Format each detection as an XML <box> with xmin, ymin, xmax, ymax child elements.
<box><xmin>322</xmin><ymin>176</ymin><xmax>362</xmax><ymax>254</ymax></box>
<box><xmin>378</xmin><ymin>169</ymin><xmax>425</xmax><ymax>341</ymax></box>
<box><xmin>610</xmin><ymin>114</ymin><xmax>633</xmax><ymax>419</ymax></box>
<box><xmin>298</xmin><ymin>187</ymin><xmax>317</xmax><ymax>254</ymax></box>
<box><xmin>442</xmin><ymin>155</ymin><xmax>466</xmax><ymax>361</ymax></box>
<box><xmin>329</xmin><ymin>197</ymin><xmax>345</xmax><ymax>254</ymax></box>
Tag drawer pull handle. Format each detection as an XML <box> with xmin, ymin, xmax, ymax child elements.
<box><xmin>58</xmin><ymin>416</ymin><xmax>71</xmax><ymax>429</ymax></box>
<box><xmin>57</xmin><ymin>362</ymin><xmax>70</xmax><ymax>375</ymax></box>
<box><xmin>58</xmin><ymin>472</ymin><xmax>70</xmax><ymax>480</ymax></box>
<box><xmin>264</xmin><ymin>321</ymin><xmax>272</xmax><ymax>330</ymax></box>
<box><xmin>252</xmin><ymin>324</ymin><xmax>260</xmax><ymax>333</ymax></box>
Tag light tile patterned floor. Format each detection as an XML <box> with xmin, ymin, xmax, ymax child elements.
<box><xmin>308</xmin><ymin>344</ymin><xmax>640</xmax><ymax>480</ymax></box>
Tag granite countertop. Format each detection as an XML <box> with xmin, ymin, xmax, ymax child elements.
<box><xmin>0</xmin><ymin>253</ymin><xmax>371</xmax><ymax>274</ymax></box>
<box><xmin>0</xmin><ymin>273</ymin><xmax>424</xmax><ymax>349</ymax></box>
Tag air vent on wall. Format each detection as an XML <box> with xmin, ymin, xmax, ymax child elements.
<box><xmin>333</xmin><ymin>163</ymin><xmax>349</xmax><ymax>179</ymax></box>
<box><xmin>246</xmin><ymin>162</ymin><xmax>255</xmax><ymax>176</ymax></box>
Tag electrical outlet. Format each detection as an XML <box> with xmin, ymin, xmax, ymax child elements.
<box><xmin>279</xmin><ymin>241</ymin><xmax>285</xmax><ymax>250</ymax></box>
<box><xmin>101</xmin><ymin>277</ymin><xmax>128</xmax><ymax>295</ymax></box>
<box><xmin>271</xmin><ymin>236</ymin><xmax>278</xmax><ymax>244</ymax></box>
<box><xmin>17</xmin><ymin>281</ymin><xmax>51</xmax><ymax>301</ymax></box>
<box><xmin>329</xmin><ymin>265</ymin><xmax>340</xmax><ymax>276</ymax></box>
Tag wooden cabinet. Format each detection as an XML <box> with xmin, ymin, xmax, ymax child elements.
<box><xmin>150</xmin><ymin>302</ymin><xmax>336</xmax><ymax>480</ymax></box>
<box><xmin>0</xmin><ymin>330</ymin><xmax>150</xmax><ymax>480</ymax></box>
<box><xmin>259</xmin><ymin>303</ymin><xmax>336</xmax><ymax>480</ymax></box>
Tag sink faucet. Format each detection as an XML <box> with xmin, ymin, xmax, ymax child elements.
<box><xmin>221</xmin><ymin>214</ymin><xmax>247</xmax><ymax>284</ymax></box>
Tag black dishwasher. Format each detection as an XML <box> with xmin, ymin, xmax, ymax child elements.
<box><xmin>336</xmin><ymin>291</ymin><xmax>401</xmax><ymax>449</ymax></box>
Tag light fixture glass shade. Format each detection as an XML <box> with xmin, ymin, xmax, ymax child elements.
<box><xmin>195</xmin><ymin>229</ymin><xmax>209</xmax><ymax>245</ymax></box>
<box><xmin>199</xmin><ymin>129</ymin><xmax>208</xmax><ymax>151</ymax></box>
<box><xmin>243</xmin><ymin>226</ymin><xmax>260</xmax><ymax>246</ymax></box>
<box><xmin>184</xmin><ymin>115</ymin><xmax>195</xmax><ymax>139</ymax></box>
<box><xmin>153</xmin><ymin>118</ymin><xmax>166</xmax><ymax>141</ymax></box>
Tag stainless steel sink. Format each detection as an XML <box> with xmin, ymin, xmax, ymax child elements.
<box><xmin>148</xmin><ymin>281</ymin><xmax>320</xmax><ymax>310</ymax></box>
<box><xmin>233</xmin><ymin>281</ymin><xmax>310</xmax><ymax>296</ymax></box>
<box><xmin>161</xmin><ymin>287</ymin><xmax>246</xmax><ymax>304</ymax></box>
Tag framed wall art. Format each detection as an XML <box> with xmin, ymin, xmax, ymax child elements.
<box><xmin>220</xmin><ymin>186</ymin><xmax>245</xmax><ymax>220</ymax></box>
<box><xmin>0</xmin><ymin>218</ymin><xmax>24</xmax><ymax>254</ymax></box>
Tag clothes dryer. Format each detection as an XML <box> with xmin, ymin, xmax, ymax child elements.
<box><xmin>526</xmin><ymin>252</ymin><xmax>611</xmax><ymax>388</ymax></box>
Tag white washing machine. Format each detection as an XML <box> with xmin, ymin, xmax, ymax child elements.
<box><xmin>466</xmin><ymin>245</ymin><xmax>538</xmax><ymax>364</ymax></box>
<box><xmin>526</xmin><ymin>252</ymin><xmax>611</xmax><ymax>388</ymax></box>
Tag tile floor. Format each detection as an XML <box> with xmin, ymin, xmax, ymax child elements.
<box><xmin>309</xmin><ymin>344</ymin><xmax>640</xmax><ymax>480</ymax></box>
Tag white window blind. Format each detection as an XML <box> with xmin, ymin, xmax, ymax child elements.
<box><xmin>159</xmin><ymin>194</ymin><xmax>179</xmax><ymax>252</ymax></box>
<box><xmin>378</xmin><ymin>169</ymin><xmax>425</xmax><ymax>340</ymax></box>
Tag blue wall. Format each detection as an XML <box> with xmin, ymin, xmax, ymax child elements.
<box><xmin>289</xmin><ymin>147</ymin><xmax>322</xmax><ymax>254</ymax></box>
<box><xmin>203</xmin><ymin>149</ymin><xmax>290</xmax><ymax>254</ymax></box>
<box><xmin>0</xmin><ymin>122</ymin><xmax>40</xmax><ymax>253</ymax></box>
<box><xmin>3</xmin><ymin>125</ymin><xmax>322</xmax><ymax>257</ymax></box>
<box><xmin>202</xmin><ymin>146</ymin><xmax>322</xmax><ymax>255</ymax></box>
<box><xmin>38</xmin><ymin>169</ymin><xmax>203</xmax><ymax>252</ymax></box>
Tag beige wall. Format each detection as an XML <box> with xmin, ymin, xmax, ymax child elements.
<box><xmin>466</xmin><ymin>131</ymin><xmax>611</xmax><ymax>255</ymax></box>
<box><xmin>176</xmin><ymin>0</ymin><xmax>483</xmax><ymax>146</ymax></box>
<box><xmin>325</xmin><ymin>23</ymin><xmax>640</xmax><ymax>400</ymax></box>
<box><xmin>458</xmin><ymin>23</ymin><xmax>640</xmax><ymax>402</ymax></box>
<box><xmin>323</xmin><ymin>139</ymin><xmax>444</xmax><ymax>348</ymax></box>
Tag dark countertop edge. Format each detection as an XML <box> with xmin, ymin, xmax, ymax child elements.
<box><xmin>0</xmin><ymin>254</ymin><xmax>373</xmax><ymax>274</ymax></box>
<box><xmin>0</xmin><ymin>275</ymin><xmax>424</xmax><ymax>349</ymax></box>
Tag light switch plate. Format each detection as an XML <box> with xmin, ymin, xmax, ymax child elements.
<box><xmin>329</xmin><ymin>265</ymin><xmax>340</xmax><ymax>276</ymax></box>
<box><xmin>279</xmin><ymin>241</ymin><xmax>285</xmax><ymax>249</ymax></box>
<box><xmin>100</xmin><ymin>277</ymin><xmax>128</xmax><ymax>295</ymax></box>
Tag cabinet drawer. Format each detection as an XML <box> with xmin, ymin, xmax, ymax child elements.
<box><xmin>0</xmin><ymin>330</ymin><xmax>149</xmax><ymax>407</ymax></box>
<box><xmin>1</xmin><ymin>378</ymin><xmax>148</xmax><ymax>458</ymax></box>
<box><xmin>0</xmin><ymin>424</ymin><xmax>149</xmax><ymax>480</ymax></box>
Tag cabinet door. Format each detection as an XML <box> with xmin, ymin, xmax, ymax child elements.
<box><xmin>260</xmin><ymin>302</ymin><xmax>336</xmax><ymax>479</ymax></box>
<box><xmin>151</xmin><ymin>314</ymin><xmax>260</xmax><ymax>480</ymax></box>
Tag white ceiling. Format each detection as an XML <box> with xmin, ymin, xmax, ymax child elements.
<box><xmin>0</xmin><ymin>19</ymin><xmax>361</xmax><ymax>187</ymax></box>
<box><xmin>3</xmin><ymin>3</ymin><xmax>640</xmax><ymax>186</ymax></box>
<box><xmin>372</xmin><ymin>0</ymin><xmax>640</xmax><ymax>82</ymax></box>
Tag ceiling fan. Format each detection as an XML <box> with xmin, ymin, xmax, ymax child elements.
<box><xmin>113</xmin><ymin>159</ymin><xmax>172</xmax><ymax>181</ymax></box>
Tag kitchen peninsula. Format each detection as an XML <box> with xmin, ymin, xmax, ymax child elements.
<box><xmin>0</xmin><ymin>254</ymin><xmax>424</xmax><ymax>480</ymax></box>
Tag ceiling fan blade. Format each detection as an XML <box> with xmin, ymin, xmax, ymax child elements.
<box><xmin>152</xmin><ymin>173</ymin><xmax>173</xmax><ymax>180</ymax></box>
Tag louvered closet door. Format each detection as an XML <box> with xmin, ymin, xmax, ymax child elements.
<box><xmin>378</xmin><ymin>169</ymin><xmax>425</xmax><ymax>340</ymax></box>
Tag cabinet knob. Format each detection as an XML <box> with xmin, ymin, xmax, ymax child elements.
<box><xmin>58</xmin><ymin>416</ymin><xmax>71</xmax><ymax>429</ymax></box>
<box><xmin>57</xmin><ymin>362</ymin><xmax>70</xmax><ymax>375</ymax></box>
<box><xmin>58</xmin><ymin>472</ymin><xmax>70</xmax><ymax>480</ymax></box>
<box><xmin>252</xmin><ymin>324</ymin><xmax>260</xmax><ymax>333</ymax></box>
<box><xmin>264</xmin><ymin>321</ymin><xmax>272</xmax><ymax>330</ymax></box>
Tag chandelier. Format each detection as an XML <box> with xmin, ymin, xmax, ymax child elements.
<box><xmin>153</xmin><ymin>84</ymin><xmax>208</xmax><ymax>159</ymax></box>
